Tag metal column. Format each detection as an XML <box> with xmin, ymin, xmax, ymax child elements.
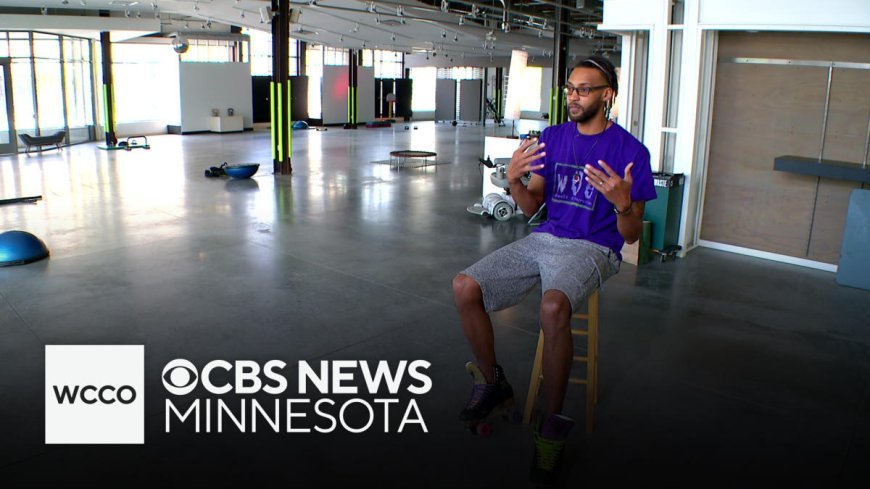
<box><xmin>494</xmin><ymin>67</ymin><xmax>504</xmax><ymax>122</ymax></box>
<box><xmin>346</xmin><ymin>49</ymin><xmax>358</xmax><ymax>128</ymax></box>
<box><xmin>549</xmin><ymin>0</ymin><xmax>571</xmax><ymax>126</ymax></box>
<box><xmin>99</xmin><ymin>31</ymin><xmax>117</xmax><ymax>146</ymax></box>
<box><xmin>270</xmin><ymin>0</ymin><xmax>292</xmax><ymax>174</ymax></box>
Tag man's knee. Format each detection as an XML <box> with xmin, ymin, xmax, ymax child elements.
<box><xmin>453</xmin><ymin>274</ymin><xmax>482</xmax><ymax>307</ymax></box>
<box><xmin>540</xmin><ymin>290</ymin><xmax>571</xmax><ymax>329</ymax></box>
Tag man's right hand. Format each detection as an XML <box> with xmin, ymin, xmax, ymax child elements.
<box><xmin>507</xmin><ymin>137</ymin><xmax>546</xmax><ymax>185</ymax></box>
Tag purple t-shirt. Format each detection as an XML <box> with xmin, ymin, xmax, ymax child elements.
<box><xmin>531</xmin><ymin>121</ymin><xmax>656</xmax><ymax>259</ymax></box>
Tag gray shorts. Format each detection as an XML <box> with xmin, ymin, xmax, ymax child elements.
<box><xmin>460</xmin><ymin>232</ymin><xmax>620</xmax><ymax>314</ymax></box>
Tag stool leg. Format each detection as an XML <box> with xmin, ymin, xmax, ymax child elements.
<box><xmin>523</xmin><ymin>330</ymin><xmax>545</xmax><ymax>425</ymax></box>
<box><xmin>586</xmin><ymin>291</ymin><xmax>599</xmax><ymax>433</ymax></box>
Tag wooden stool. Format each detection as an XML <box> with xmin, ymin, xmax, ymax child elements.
<box><xmin>523</xmin><ymin>289</ymin><xmax>600</xmax><ymax>433</ymax></box>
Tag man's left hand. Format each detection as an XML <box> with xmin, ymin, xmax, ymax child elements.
<box><xmin>583</xmin><ymin>160</ymin><xmax>633</xmax><ymax>212</ymax></box>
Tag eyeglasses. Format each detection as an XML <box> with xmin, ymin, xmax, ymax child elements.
<box><xmin>562</xmin><ymin>84</ymin><xmax>610</xmax><ymax>97</ymax></box>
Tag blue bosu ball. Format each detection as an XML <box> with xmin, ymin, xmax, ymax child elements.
<box><xmin>224</xmin><ymin>164</ymin><xmax>260</xmax><ymax>179</ymax></box>
<box><xmin>0</xmin><ymin>230</ymin><xmax>50</xmax><ymax>267</ymax></box>
<box><xmin>292</xmin><ymin>120</ymin><xmax>309</xmax><ymax>130</ymax></box>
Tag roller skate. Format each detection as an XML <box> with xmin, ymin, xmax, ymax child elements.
<box><xmin>459</xmin><ymin>362</ymin><xmax>520</xmax><ymax>436</ymax></box>
<box><xmin>530</xmin><ymin>414</ymin><xmax>575</xmax><ymax>486</ymax></box>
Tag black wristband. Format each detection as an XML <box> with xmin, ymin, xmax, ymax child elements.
<box><xmin>614</xmin><ymin>201</ymin><xmax>633</xmax><ymax>216</ymax></box>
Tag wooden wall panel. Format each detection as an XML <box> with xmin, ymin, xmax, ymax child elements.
<box><xmin>701</xmin><ymin>32</ymin><xmax>870</xmax><ymax>265</ymax></box>
<box><xmin>717</xmin><ymin>32</ymin><xmax>870</xmax><ymax>63</ymax></box>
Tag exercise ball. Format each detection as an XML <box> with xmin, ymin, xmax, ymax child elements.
<box><xmin>292</xmin><ymin>120</ymin><xmax>309</xmax><ymax>130</ymax></box>
<box><xmin>0</xmin><ymin>230</ymin><xmax>50</xmax><ymax>267</ymax></box>
<box><xmin>224</xmin><ymin>163</ymin><xmax>260</xmax><ymax>179</ymax></box>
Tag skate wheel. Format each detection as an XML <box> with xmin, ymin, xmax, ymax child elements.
<box><xmin>475</xmin><ymin>422</ymin><xmax>492</xmax><ymax>437</ymax></box>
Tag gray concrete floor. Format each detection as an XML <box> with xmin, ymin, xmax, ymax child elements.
<box><xmin>0</xmin><ymin>123</ymin><xmax>868</xmax><ymax>488</ymax></box>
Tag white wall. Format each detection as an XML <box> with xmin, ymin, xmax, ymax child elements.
<box><xmin>179</xmin><ymin>62</ymin><xmax>253</xmax><ymax>133</ymax></box>
<box><xmin>698</xmin><ymin>0</ymin><xmax>870</xmax><ymax>32</ymax></box>
<box><xmin>358</xmin><ymin>67</ymin><xmax>375</xmax><ymax>124</ymax></box>
<box><xmin>116</xmin><ymin>121</ymin><xmax>167</xmax><ymax>137</ymax></box>
<box><xmin>322</xmin><ymin>66</ymin><xmax>349</xmax><ymax>125</ymax></box>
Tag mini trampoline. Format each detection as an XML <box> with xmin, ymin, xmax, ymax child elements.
<box><xmin>389</xmin><ymin>150</ymin><xmax>438</xmax><ymax>171</ymax></box>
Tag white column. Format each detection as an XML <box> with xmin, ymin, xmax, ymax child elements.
<box><xmin>672</xmin><ymin>0</ymin><xmax>704</xmax><ymax>251</ymax></box>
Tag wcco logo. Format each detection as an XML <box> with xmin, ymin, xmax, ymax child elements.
<box><xmin>45</xmin><ymin>345</ymin><xmax>144</xmax><ymax>444</ymax></box>
<box><xmin>52</xmin><ymin>384</ymin><xmax>138</xmax><ymax>405</ymax></box>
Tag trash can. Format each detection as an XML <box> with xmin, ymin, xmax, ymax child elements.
<box><xmin>643</xmin><ymin>173</ymin><xmax>685</xmax><ymax>251</ymax></box>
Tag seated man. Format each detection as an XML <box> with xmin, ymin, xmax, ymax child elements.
<box><xmin>452</xmin><ymin>55</ymin><xmax>656</xmax><ymax>481</ymax></box>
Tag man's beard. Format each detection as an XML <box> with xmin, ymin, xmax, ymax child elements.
<box><xmin>568</xmin><ymin>99</ymin><xmax>603</xmax><ymax>123</ymax></box>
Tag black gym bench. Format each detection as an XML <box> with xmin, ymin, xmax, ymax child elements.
<box><xmin>18</xmin><ymin>131</ymin><xmax>66</xmax><ymax>154</ymax></box>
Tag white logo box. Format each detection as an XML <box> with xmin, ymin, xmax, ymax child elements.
<box><xmin>45</xmin><ymin>345</ymin><xmax>144</xmax><ymax>444</ymax></box>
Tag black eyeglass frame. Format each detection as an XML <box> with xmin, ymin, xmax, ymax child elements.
<box><xmin>562</xmin><ymin>84</ymin><xmax>610</xmax><ymax>97</ymax></box>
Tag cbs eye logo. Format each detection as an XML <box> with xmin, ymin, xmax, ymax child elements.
<box><xmin>162</xmin><ymin>359</ymin><xmax>198</xmax><ymax>395</ymax></box>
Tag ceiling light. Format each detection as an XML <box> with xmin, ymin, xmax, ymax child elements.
<box><xmin>80</xmin><ymin>0</ymin><xmax>86</xmax><ymax>6</ymax></box>
<box><xmin>367</xmin><ymin>2</ymin><xmax>376</xmax><ymax>13</ymax></box>
<box><xmin>41</xmin><ymin>6</ymin><xmax>48</xmax><ymax>15</ymax></box>
<box><xmin>458</xmin><ymin>15</ymin><xmax>464</xmax><ymax>26</ymax></box>
<box><xmin>440</xmin><ymin>0</ymin><xmax>448</xmax><ymax>13</ymax></box>
<box><xmin>391</xmin><ymin>33</ymin><xmax>396</xmax><ymax>41</ymax></box>
<box><xmin>396</xmin><ymin>5</ymin><xmax>403</xmax><ymax>17</ymax></box>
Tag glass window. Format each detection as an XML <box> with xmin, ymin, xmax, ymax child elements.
<box><xmin>0</xmin><ymin>68</ymin><xmax>9</xmax><ymax>145</ymax></box>
<box><xmin>11</xmin><ymin>59</ymin><xmax>35</xmax><ymax>134</ymax></box>
<box><xmin>32</xmin><ymin>33</ymin><xmax>60</xmax><ymax>60</ymax></box>
<box><xmin>662</xmin><ymin>29</ymin><xmax>682</xmax><ymax>128</ymax></box>
<box><xmin>373</xmin><ymin>50</ymin><xmax>402</xmax><ymax>78</ymax></box>
<box><xmin>306</xmin><ymin>43</ymin><xmax>323</xmax><ymax>119</ymax></box>
<box><xmin>63</xmin><ymin>38</ymin><xmax>93</xmax><ymax>129</ymax></box>
<box><xmin>520</xmin><ymin>66</ymin><xmax>542</xmax><ymax>112</ymax></box>
<box><xmin>324</xmin><ymin>46</ymin><xmax>347</xmax><ymax>66</ymax></box>
<box><xmin>410</xmin><ymin>67</ymin><xmax>436</xmax><ymax>112</ymax></box>
<box><xmin>248</xmin><ymin>29</ymin><xmax>272</xmax><ymax>76</ymax></box>
<box><xmin>112</xmin><ymin>43</ymin><xmax>180</xmax><ymax>124</ymax></box>
<box><xmin>35</xmin><ymin>58</ymin><xmax>65</xmax><ymax>132</ymax></box>
<box><xmin>0</xmin><ymin>32</ymin><xmax>8</xmax><ymax>58</ymax></box>
<box><xmin>242</xmin><ymin>29</ymin><xmax>298</xmax><ymax>77</ymax></box>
